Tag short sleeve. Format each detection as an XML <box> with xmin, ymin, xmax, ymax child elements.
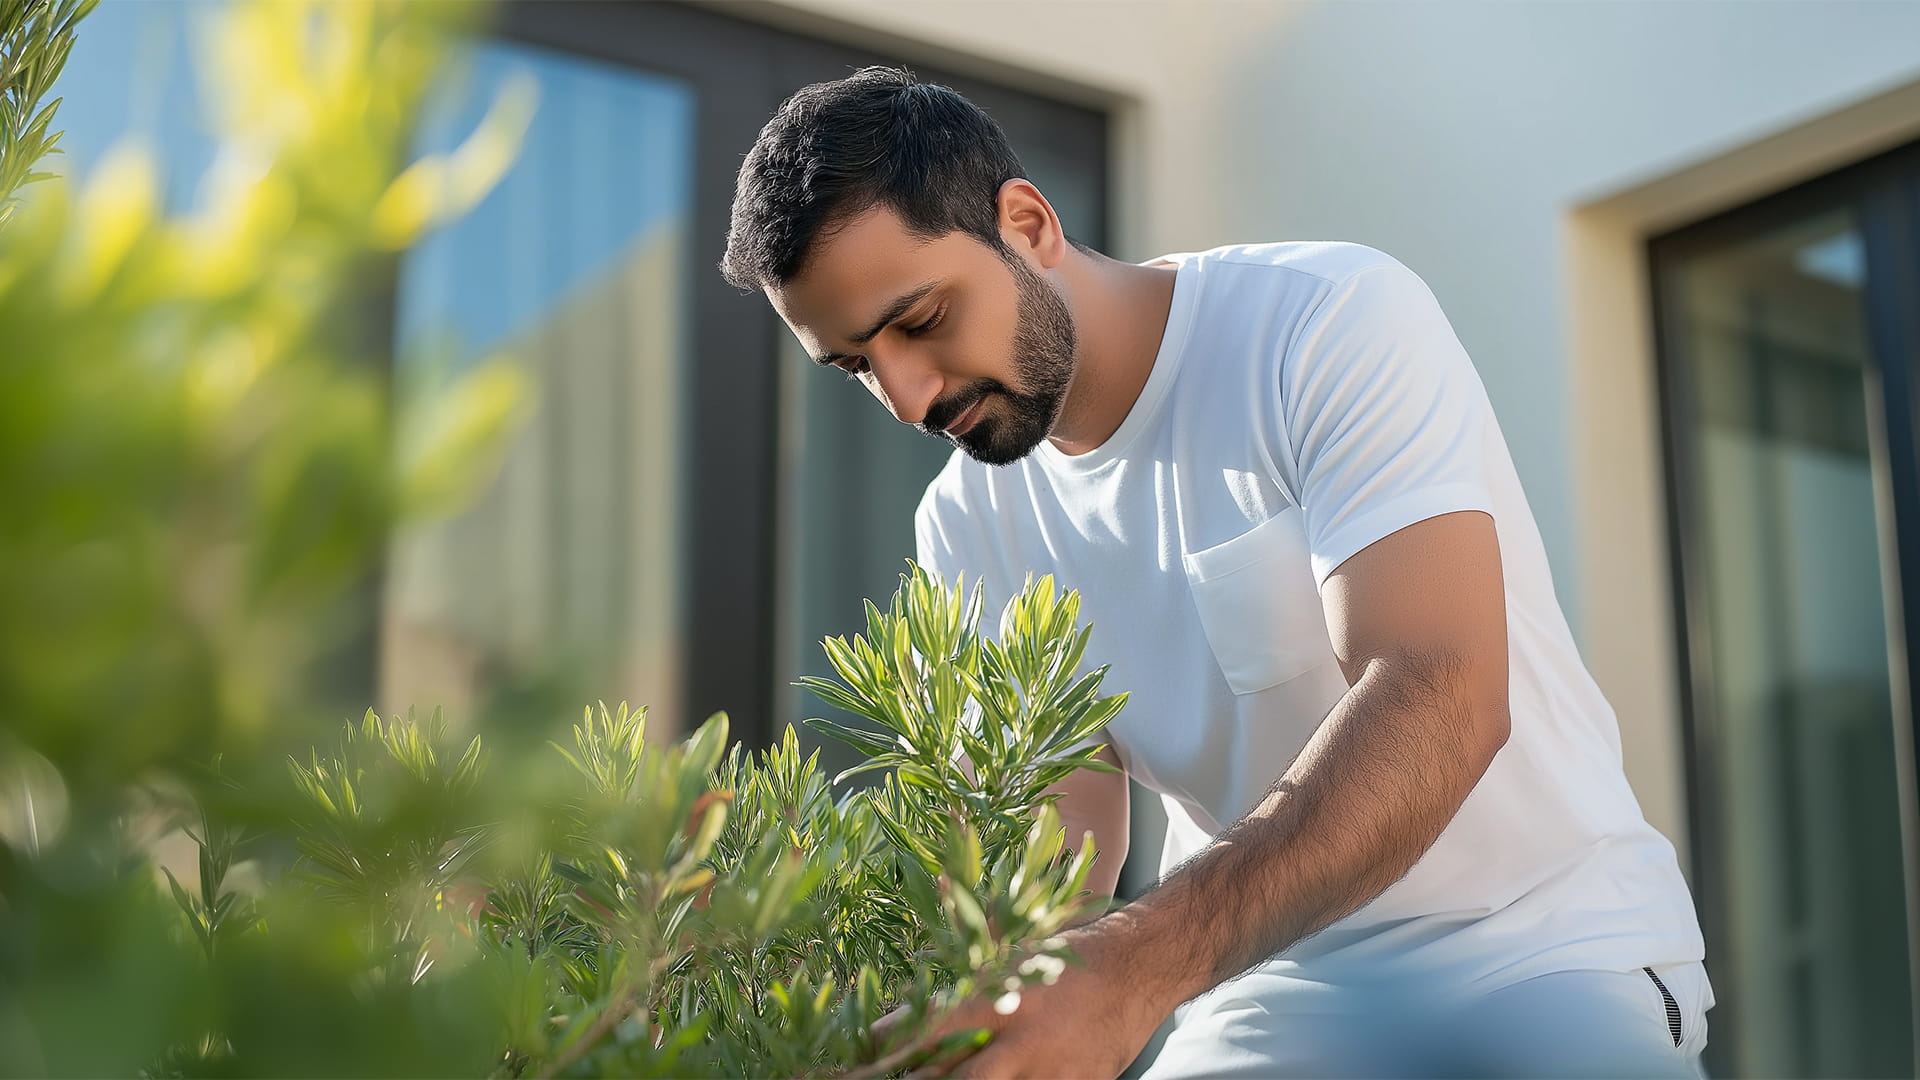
<box><xmin>1274</xmin><ymin>261</ymin><xmax>1500</xmax><ymax>586</ymax></box>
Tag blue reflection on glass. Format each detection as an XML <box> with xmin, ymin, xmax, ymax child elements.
<box><xmin>47</xmin><ymin>0</ymin><xmax>220</xmax><ymax>205</ymax></box>
<box><xmin>396</xmin><ymin>41</ymin><xmax>693</xmax><ymax>366</ymax></box>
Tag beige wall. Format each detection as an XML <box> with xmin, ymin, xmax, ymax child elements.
<box><xmin>749</xmin><ymin>0</ymin><xmax>1920</xmax><ymax>855</ymax></box>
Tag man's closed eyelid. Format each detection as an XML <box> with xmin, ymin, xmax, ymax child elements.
<box><xmin>905</xmin><ymin>304</ymin><xmax>947</xmax><ymax>336</ymax></box>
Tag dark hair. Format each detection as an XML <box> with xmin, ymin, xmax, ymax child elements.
<box><xmin>720</xmin><ymin>66</ymin><xmax>1027</xmax><ymax>291</ymax></box>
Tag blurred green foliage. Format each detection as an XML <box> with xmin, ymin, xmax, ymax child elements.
<box><xmin>0</xmin><ymin>0</ymin><xmax>525</xmax><ymax>1073</ymax></box>
<box><xmin>0</xmin><ymin>1</ymin><xmax>1127</xmax><ymax>1076</ymax></box>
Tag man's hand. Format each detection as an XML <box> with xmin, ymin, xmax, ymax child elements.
<box><xmin>870</xmin><ymin>923</ymin><xmax>1162</xmax><ymax>1080</ymax></box>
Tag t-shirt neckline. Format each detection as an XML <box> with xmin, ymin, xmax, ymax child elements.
<box><xmin>1035</xmin><ymin>253</ymin><xmax>1201</xmax><ymax>474</ymax></box>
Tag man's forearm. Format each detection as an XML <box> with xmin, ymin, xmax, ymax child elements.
<box><xmin>1097</xmin><ymin>647</ymin><xmax>1509</xmax><ymax>1013</ymax></box>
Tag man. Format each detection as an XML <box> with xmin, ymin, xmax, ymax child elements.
<box><xmin>721</xmin><ymin>66</ymin><xmax>1711</xmax><ymax>1079</ymax></box>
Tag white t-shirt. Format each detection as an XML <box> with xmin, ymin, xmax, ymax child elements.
<box><xmin>913</xmin><ymin>241</ymin><xmax>1708</xmax><ymax>991</ymax></box>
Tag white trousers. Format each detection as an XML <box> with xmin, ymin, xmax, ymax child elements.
<box><xmin>1139</xmin><ymin>961</ymin><xmax>1712</xmax><ymax>1078</ymax></box>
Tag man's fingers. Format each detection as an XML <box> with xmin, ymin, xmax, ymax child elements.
<box><xmin>915</xmin><ymin>1042</ymin><xmax>1008</xmax><ymax>1080</ymax></box>
<box><xmin>904</xmin><ymin>1045</ymin><xmax>981</xmax><ymax>1080</ymax></box>
<box><xmin>902</xmin><ymin>1022</ymin><xmax>996</xmax><ymax>1079</ymax></box>
<box><xmin>874</xmin><ymin>995</ymin><xmax>1001</xmax><ymax>1077</ymax></box>
<box><xmin>871</xmin><ymin>1004</ymin><xmax>908</xmax><ymax>1045</ymax></box>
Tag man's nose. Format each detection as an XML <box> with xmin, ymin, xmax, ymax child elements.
<box><xmin>866</xmin><ymin>348</ymin><xmax>944</xmax><ymax>428</ymax></box>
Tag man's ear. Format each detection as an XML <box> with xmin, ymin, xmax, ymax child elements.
<box><xmin>996</xmin><ymin>178</ymin><xmax>1068</xmax><ymax>270</ymax></box>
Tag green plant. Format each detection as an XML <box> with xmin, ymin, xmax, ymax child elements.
<box><xmin>0</xmin><ymin>0</ymin><xmax>93</xmax><ymax>228</ymax></box>
<box><xmin>141</xmin><ymin>565</ymin><xmax>1123</xmax><ymax>1078</ymax></box>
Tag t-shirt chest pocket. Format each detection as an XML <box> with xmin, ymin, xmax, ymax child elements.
<box><xmin>1181</xmin><ymin>505</ymin><xmax>1336</xmax><ymax>694</ymax></box>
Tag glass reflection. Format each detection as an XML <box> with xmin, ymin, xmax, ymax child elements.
<box><xmin>382</xmin><ymin>42</ymin><xmax>694</xmax><ymax>738</ymax></box>
<box><xmin>1673</xmin><ymin>208</ymin><xmax>1914</xmax><ymax>1077</ymax></box>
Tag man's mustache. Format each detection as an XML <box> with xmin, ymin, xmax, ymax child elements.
<box><xmin>921</xmin><ymin>383</ymin><xmax>1000</xmax><ymax>438</ymax></box>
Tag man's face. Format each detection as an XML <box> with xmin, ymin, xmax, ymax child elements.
<box><xmin>767</xmin><ymin>205</ymin><xmax>1077</xmax><ymax>466</ymax></box>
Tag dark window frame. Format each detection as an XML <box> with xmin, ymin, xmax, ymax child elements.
<box><xmin>1648</xmin><ymin>135</ymin><xmax>1920</xmax><ymax>1078</ymax></box>
<box><xmin>482</xmin><ymin>0</ymin><xmax>1111</xmax><ymax>750</ymax></box>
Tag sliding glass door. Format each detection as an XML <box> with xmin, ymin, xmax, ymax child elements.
<box><xmin>1653</xmin><ymin>139</ymin><xmax>1920</xmax><ymax>1078</ymax></box>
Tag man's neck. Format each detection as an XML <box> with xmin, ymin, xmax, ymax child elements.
<box><xmin>1045</xmin><ymin>252</ymin><xmax>1179</xmax><ymax>457</ymax></box>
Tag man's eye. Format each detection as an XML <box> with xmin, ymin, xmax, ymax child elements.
<box><xmin>903</xmin><ymin>306</ymin><xmax>945</xmax><ymax>337</ymax></box>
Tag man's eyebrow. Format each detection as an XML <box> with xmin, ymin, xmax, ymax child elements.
<box><xmin>810</xmin><ymin>280</ymin><xmax>942</xmax><ymax>366</ymax></box>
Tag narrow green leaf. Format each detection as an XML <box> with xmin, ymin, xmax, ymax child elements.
<box><xmin>162</xmin><ymin>866</ymin><xmax>198</xmax><ymax>919</ymax></box>
<box><xmin>801</xmin><ymin>714</ymin><xmax>895</xmax><ymax>758</ymax></box>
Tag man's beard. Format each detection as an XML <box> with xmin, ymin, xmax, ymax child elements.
<box><xmin>918</xmin><ymin>250</ymin><xmax>1076</xmax><ymax>466</ymax></box>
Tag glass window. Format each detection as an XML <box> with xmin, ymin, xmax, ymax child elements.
<box><xmin>53</xmin><ymin>7</ymin><xmax>700</xmax><ymax>735</ymax></box>
<box><xmin>381</xmin><ymin>41</ymin><xmax>695</xmax><ymax>732</ymax></box>
<box><xmin>1659</xmin><ymin>201</ymin><xmax>1916</xmax><ymax>1077</ymax></box>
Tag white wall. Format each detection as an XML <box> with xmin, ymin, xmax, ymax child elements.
<box><xmin>751</xmin><ymin>0</ymin><xmax>1920</xmax><ymax>850</ymax></box>
<box><xmin>1202</xmin><ymin>0</ymin><xmax>1920</xmax><ymax>622</ymax></box>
